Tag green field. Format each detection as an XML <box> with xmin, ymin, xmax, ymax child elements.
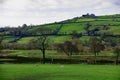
<box><xmin>17</xmin><ymin>37</ymin><xmax>35</xmax><ymax>44</ymax></box>
<box><xmin>59</xmin><ymin>23</ymin><xmax>85</xmax><ymax>34</ymax></box>
<box><xmin>0</xmin><ymin>64</ymin><xmax>120</xmax><ymax>80</ymax></box>
<box><xmin>3</xmin><ymin>36</ymin><xmax>18</xmax><ymax>42</ymax></box>
<box><xmin>3</xmin><ymin>49</ymin><xmax>115</xmax><ymax>58</ymax></box>
<box><xmin>16</xmin><ymin>36</ymin><xmax>72</xmax><ymax>44</ymax></box>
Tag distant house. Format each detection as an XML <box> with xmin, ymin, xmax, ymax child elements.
<box><xmin>82</xmin><ymin>13</ymin><xmax>97</xmax><ymax>18</ymax></box>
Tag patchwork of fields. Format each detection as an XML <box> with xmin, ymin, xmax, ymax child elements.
<box><xmin>2</xmin><ymin>14</ymin><xmax>120</xmax><ymax>43</ymax></box>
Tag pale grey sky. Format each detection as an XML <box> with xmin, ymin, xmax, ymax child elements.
<box><xmin>0</xmin><ymin>0</ymin><xmax>120</xmax><ymax>27</ymax></box>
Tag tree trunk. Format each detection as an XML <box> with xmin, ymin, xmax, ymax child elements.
<box><xmin>69</xmin><ymin>55</ymin><xmax>72</xmax><ymax>64</ymax></box>
<box><xmin>42</xmin><ymin>49</ymin><xmax>45</xmax><ymax>64</ymax></box>
<box><xmin>69</xmin><ymin>52</ymin><xmax>72</xmax><ymax>63</ymax></box>
<box><xmin>94</xmin><ymin>52</ymin><xmax>97</xmax><ymax>64</ymax></box>
<box><xmin>116</xmin><ymin>53</ymin><xmax>119</xmax><ymax>65</ymax></box>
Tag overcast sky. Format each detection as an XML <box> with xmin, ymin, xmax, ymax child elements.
<box><xmin>0</xmin><ymin>0</ymin><xmax>120</xmax><ymax>27</ymax></box>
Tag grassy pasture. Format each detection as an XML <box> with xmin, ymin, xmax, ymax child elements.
<box><xmin>2</xmin><ymin>50</ymin><xmax>115</xmax><ymax>60</ymax></box>
<box><xmin>59</xmin><ymin>23</ymin><xmax>85</xmax><ymax>34</ymax></box>
<box><xmin>17</xmin><ymin>36</ymin><xmax>72</xmax><ymax>44</ymax></box>
<box><xmin>0</xmin><ymin>64</ymin><xmax>120</xmax><ymax>80</ymax></box>
<box><xmin>48</xmin><ymin>36</ymin><xmax>71</xmax><ymax>43</ymax></box>
<box><xmin>17</xmin><ymin>37</ymin><xmax>35</xmax><ymax>44</ymax></box>
<box><xmin>3</xmin><ymin>36</ymin><xmax>18</xmax><ymax>42</ymax></box>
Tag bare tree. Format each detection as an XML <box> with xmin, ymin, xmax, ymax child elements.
<box><xmin>27</xmin><ymin>39</ymin><xmax>37</xmax><ymax>49</ymax></box>
<box><xmin>35</xmin><ymin>27</ymin><xmax>52</xmax><ymax>64</ymax></box>
<box><xmin>0</xmin><ymin>33</ymin><xmax>4</xmax><ymax>54</ymax></box>
<box><xmin>113</xmin><ymin>45</ymin><xmax>120</xmax><ymax>65</ymax></box>
<box><xmin>89</xmin><ymin>37</ymin><xmax>105</xmax><ymax>64</ymax></box>
<box><xmin>56</xmin><ymin>41</ymin><xmax>79</xmax><ymax>63</ymax></box>
<box><xmin>71</xmin><ymin>38</ymin><xmax>84</xmax><ymax>53</ymax></box>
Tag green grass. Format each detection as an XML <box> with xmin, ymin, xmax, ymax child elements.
<box><xmin>59</xmin><ymin>23</ymin><xmax>85</xmax><ymax>34</ymax></box>
<box><xmin>0</xmin><ymin>64</ymin><xmax>120</xmax><ymax>80</ymax></box>
<box><xmin>90</xmin><ymin>21</ymin><xmax>120</xmax><ymax>25</ymax></box>
<box><xmin>108</xmin><ymin>26</ymin><xmax>120</xmax><ymax>35</ymax></box>
<box><xmin>8</xmin><ymin>50</ymin><xmax>60</xmax><ymax>58</ymax></box>
<box><xmin>80</xmin><ymin>36</ymin><xmax>90</xmax><ymax>41</ymax></box>
<box><xmin>3</xmin><ymin>36</ymin><xmax>18</xmax><ymax>42</ymax></box>
<box><xmin>48</xmin><ymin>36</ymin><xmax>71</xmax><ymax>43</ymax></box>
<box><xmin>45</xmin><ymin>24</ymin><xmax>61</xmax><ymax>29</ymax></box>
<box><xmin>18</xmin><ymin>37</ymin><xmax>35</xmax><ymax>44</ymax></box>
<box><xmin>77</xmin><ymin>18</ymin><xmax>96</xmax><ymax>22</ymax></box>
<box><xmin>7</xmin><ymin>49</ymin><xmax>67</xmax><ymax>59</ymax></box>
<box><xmin>17</xmin><ymin>36</ymin><xmax>72</xmax><ymax>44</ymax></box>
<box><xmin>3</xmin><ymin>49</ymin><xmax>116</xmax><ymax>59</ymax></box>
<box><xmin>27</xmin><ymin>24</ymin><xmax>61</xmax><ymax>33</ymax></box>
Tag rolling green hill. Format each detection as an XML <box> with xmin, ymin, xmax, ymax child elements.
<box><xmin>2</xmin><ymin>14</ymin><xmax>120</xmax><ymax>43</ymax></box>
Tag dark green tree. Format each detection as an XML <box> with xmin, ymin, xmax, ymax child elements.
<box><xmin>84</xmin><ymin>23</ymin><xmax>91</xmax><ymax>35</ymax></box>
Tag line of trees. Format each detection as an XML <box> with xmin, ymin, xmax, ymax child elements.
<box><xmin>0</xmin><ymin>29</ymin><xmax>120</xmax><ymax>64</ymax></box>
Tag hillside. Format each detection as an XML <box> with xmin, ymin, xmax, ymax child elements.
<box><xmin>1</xmin><ymin>14</ymin><xmax>120</xmax><ymax>44</ymax></box>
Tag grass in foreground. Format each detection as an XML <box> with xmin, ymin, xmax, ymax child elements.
<box><xmin>0</xmin><ymin>64</ymin><xmax>120</xmax><ymax>80</ymax></box>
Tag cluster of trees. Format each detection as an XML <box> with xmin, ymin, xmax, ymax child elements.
<box><xmin>56</xmin><ymin>37</ymin><xmax>120</xmax><ymax>64</ymax></box>
<box><xmin>84</xmin><ymin>23</ymin><xmax>111</xmax><ymax>36</ymax></box>
<box><xmin>1</xmin><ymin>36</ymin><xmax>119</xmax><ymax>64</ymax></box>
<box><xmin>0</xmin><ymin>24</ymin><xmax>35</xmax><ymax>36</ymax></box>
<box><xmin>82</xmin><ymin>13</ymin><xmax>96</xmax><ymax>18</ymax></box>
